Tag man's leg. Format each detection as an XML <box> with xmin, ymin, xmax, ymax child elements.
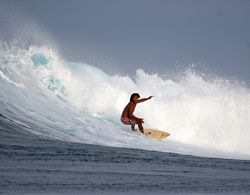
<box><xmin>130</xmin><ymin>119</ymin><xmax>136</xmax><ymax>131</ymax></box>
<box><xmin>137</xmin><ymin>121</ymin><xmax>144</xmax><ymax>134</ymax></box>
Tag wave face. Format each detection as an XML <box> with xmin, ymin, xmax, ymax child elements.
<box><xmin>1</xmin><ymin>42</ymin><xmax>250</xmax><ymax>159</ymax></box>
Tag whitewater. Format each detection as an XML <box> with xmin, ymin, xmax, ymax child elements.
<box><xmin>1</xmin><ymin>42</ymin><xmax>250</xmax><ymax>160</ymax></box>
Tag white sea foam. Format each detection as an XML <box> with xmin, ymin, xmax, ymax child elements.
<box><xmin>1</xmin><ymin>43</ymin><xmax>250</xmax><ymax>159</ymax></box>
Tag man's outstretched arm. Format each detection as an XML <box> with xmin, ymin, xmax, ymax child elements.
<box><xmin>137</xmin><ymin>96</ymin><xmax>153</xmax><ymax>103</ymax></box>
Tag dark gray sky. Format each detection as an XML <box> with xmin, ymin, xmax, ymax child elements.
<box><xmin>2</xmin><ymin>0</ymin><xmax>250</xmax><ymax>82</ymax></box>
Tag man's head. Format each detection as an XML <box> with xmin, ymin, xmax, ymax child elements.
<box><xmin>130</xmin><ymin>93</ymin><xmax>140</xmax><ymax>103</ymax></box>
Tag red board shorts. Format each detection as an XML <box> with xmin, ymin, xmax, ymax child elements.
<box><xmin>121</xmin><ymin>117</ymin><xmax>136</xmax><ymax>126</ymax></box>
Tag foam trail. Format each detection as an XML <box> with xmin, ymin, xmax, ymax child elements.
<box><xmin>1</xmin><ymin>43</ymin><xmax>250</xmax><ymax>159</ymax></box>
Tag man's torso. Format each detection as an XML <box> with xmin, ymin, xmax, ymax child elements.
<box><xmin>121</xmin><ymin>102</ymin><xmax>136</xmax><ymax>118</ymax></box>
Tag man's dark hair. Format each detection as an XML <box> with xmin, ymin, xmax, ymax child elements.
<box><xmin>130</xmin><ymin>93</ymin><xmax>140</xmax><ymax>102</ymax></box>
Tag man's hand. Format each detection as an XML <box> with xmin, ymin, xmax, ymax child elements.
<box><xmin>138</xmin><ymin>118</ymin><xmax>144</xmax><ymax>123</ymax></box>
<box><xmin>148</xmin><ymin>96</ymin><xmax>154</xmax><ymax>99</ymax></box>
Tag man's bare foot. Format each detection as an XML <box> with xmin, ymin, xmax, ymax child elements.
<box><xmin>131</xmin><ymin>127</ymin><xmax>137</xmax><ymax>131</ymax></box>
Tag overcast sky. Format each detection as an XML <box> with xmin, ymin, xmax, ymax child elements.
<box><xmin>1</xmin><ymin>0</ymin><xmax>250</xmax><ymax>82</ymax></box>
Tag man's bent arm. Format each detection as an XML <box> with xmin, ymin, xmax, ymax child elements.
<box><xmin>128</xmin><ymin>107</ymin><xmax>140</xmax><ymax>121</ymax></box>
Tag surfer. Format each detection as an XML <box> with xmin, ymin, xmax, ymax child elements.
<box><xmin>121</xmin><ymin>93</ymin><xmax>153</xmax><ymax>133</ymax></box>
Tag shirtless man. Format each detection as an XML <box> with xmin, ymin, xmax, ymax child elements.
<box><xmin>121</xmin><ymin>93</ymin><xmax>153</xmax><ymax>133</ymax></box>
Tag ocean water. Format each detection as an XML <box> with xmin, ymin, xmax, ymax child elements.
<box><xmin>0</xmin><ymin>42</ymin><xmax>250</xmax><ymax>194</ymax></box>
